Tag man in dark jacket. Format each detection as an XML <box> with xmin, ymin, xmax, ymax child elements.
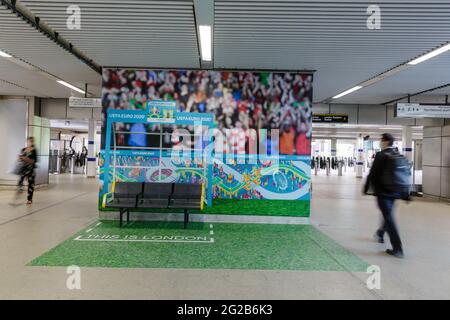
<box><xmin>364</xmin><ymin>133</ymin><xmax>407</xmax><ymax>258</ymax></box>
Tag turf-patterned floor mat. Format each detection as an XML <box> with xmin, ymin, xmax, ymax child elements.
<box><xmin>29</xmin><ymin>220</ymin><xmax>368</xmax><ymax>272</ymax></box>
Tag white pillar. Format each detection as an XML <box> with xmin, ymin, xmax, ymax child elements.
<box><xmin>314</xmin><ymin>141</ymin><xmax>320</xmax><ymax>157</ymax></box>
<box><xmin>87</xmin><ymin>118</ymin><xmax>96</xmax><ymax>178</ymax></box>
<box><xmin>331</xmin><ymin>138</ymin><xmax>337</xmax><ymax>157</ymax></box>
<box><xmin>312</xmin><ymin>141</ymin><xmax>319</xmax><ymax>175</ymax></box>
<box><xmin>402</xmin><ymin>125</ymin><xmax>414</xmax><ymax>186</ymax></box>
<box><xmin>402</xmin><ymin>125</ymin><xmax>413</xmax><ymax>162</ymax></box>
<box><xmin>356</xmin><ymin>134</ymin><xmax>364</xmax><ymax>178</ymax></box>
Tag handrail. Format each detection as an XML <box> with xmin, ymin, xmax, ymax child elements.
<box><xmin>115</xmin><ymin>131</ymin><xmax>204</xmax><ymax>137</ymax></box>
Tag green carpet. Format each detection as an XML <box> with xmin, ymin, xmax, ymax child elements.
<box><xmin>99</xmin><ymin>199</ymin><xmax>310</xmax><ymax>217</ymax></box>
<box><xmin>29</xmin><ymin>221</ymin><xmax>368</xmax><ymax>272</ymax></box>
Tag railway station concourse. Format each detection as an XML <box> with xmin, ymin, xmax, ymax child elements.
<box><xmin>0</xmin><ymin>0</ymin><xmax>449</xmax><ymax>304</ymax></box>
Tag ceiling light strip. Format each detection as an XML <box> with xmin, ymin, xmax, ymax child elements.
<box><xmin>408</xmin><ymin>43</ymin><xmax>450</xmax><ymax>65</ymax></box>
<box><xmin>0</xmin><ymin>49</ymin><xmax>12</xmax><ymax>58</ymax></box>
<box><xmin>198</xmin><ymin>25</ymin><xmax>212</xmax><ymax>61</ymax></box>
<box><xmin>332</xmin><ymin>86</ymin><xmax>363</xmax><ymax>99</ymax></box>
<box><xmin>57</xmin><ymin>80</ymin><xmax>85</xmax><ymax>94</ymax></box>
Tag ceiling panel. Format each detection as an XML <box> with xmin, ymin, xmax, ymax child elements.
<box><xmin>214</xmin><ymin>0</ymin><xmax>450</xmax><ymax>102</ymax></box>
<box><xmin>0</xmin><ymin>57</ymin><xmax>74</xmax><ymax>97</ymax></box>
<box><xmin>20</xmin><ymin>0</ymin><xmax>200</xmax><ymax>68</ymax></box>
<box><xmin>338</xmin><ymin>52</ymin><xmax>450</xmax><ymax>104</ymax></box>
<box><xmin>0</xmin><ymin>78</ymin><xmax>36</xmax><ymax>96</ymax></box>
<box><xmin>0</xmin><ymin>4</ymin><xmax>101</xmax><ymax>97</ymax></box>
<box><xmin>2</xmin><ymin>0</ymin><xmax>450</xmax><ymax>104</ymax></box>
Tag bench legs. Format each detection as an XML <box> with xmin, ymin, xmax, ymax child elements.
<box><xmin>119</xmin><ymin>208</ymin><xmax>124</xmax><ymax>228</ymax></box>
<box><xmin>119</xmin><ymin>208</ymin><xmax>131</xmax><ymax>228</ymax></box>
<box><xmin>183</xmin><ymin>209</ymin><xmax>189</xmax><ymax>229</ymax></box>
<box><xmin>119</xmin><ymin>208</ymin><xmax>189</xmax><ymax>228</ymax></box>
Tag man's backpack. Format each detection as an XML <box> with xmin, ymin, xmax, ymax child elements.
<box><xmin>380</xmin><ymin>149</ymin><xmax>412</xmax><ymax>193</ymax></box>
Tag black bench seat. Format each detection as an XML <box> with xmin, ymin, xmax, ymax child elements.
<box><xmin>104</xmin><ymin>182</ymin><xmax>142</xmax><ymax>227</ymax></box>
<box><xmin>170</xmin><ymin>183</ymin><xmax>203</xmax><ymax>227</ymax></box>
<box><xmin>103</xmin><ymin>181</ymin><xmax>204</xmax><ymax>228</ymax></box>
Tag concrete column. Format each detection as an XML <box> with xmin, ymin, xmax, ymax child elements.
<box><xmin>0</xmin><ymin>99</ymin><xmax>28</xmax><ymax>182</ymax></box>
<box><xmin>422</xmin><ymin>125</ymin><xmax>450</xmax><ymax>200</ymax></box>
<box><xmin>27</xmin><ymin>96</ymin><xmax>36</xmax><ymax>130</ymax></box>
<box><xmin>356</xmin><ymin>134</ymin><xmax>364</xmax><ymax>178</ymax></box>
<box><xmin>402</xmin><ymin>125</ymin><xmax>413</xmax><ymax>162</ymax></box>
<box><xmin>86</xmin><ymin>118</ymin><xmax>96</xmax><ymax>178</ymax></box>
<box><xmin>312</xmin><ymin>141</ymin><xmax>319</xmax><ymax>175</ymax></box>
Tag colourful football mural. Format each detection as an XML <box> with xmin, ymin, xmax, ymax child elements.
<box><xmin>100</xmin><ymin>69</ymin><xmax>313</xmax><ymax>217</ymax></box>
<box><xmin>99</xmin><ymin>151</ymin><xmax>310</xmax><ymax>201</ymax></box>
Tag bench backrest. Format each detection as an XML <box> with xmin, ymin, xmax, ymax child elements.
<box><xmin>114</xmin><ymin>182</ymin><xmax>202</xmax><ymax>202</ymax></box>
<box><xmin>142</xmin><ymin>182</ymin><xmax>173</xmax><ymax>199</ymax></box>
<box><xmin>114</xmin><ymin>182</ymin><xmax>142</xmax><ymax>198</ymax></box>
<box><xmin>172</xmin><ymin>183</ymin><xmax>202</xmax><ymax>200</ymax></box>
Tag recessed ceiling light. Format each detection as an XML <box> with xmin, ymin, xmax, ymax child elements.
<box><xmin>0</xmin><ymin>50</ymin><xmax>12</xmax><ymax>58</ymax></box>
<box><xmin>332</xmin><ymin>86</ymin><xmax>363</xmax><ymax>99</ymax></box>
<box><xmin>57</xmin><ymin>80</ymin><xmax>85</xmax><ymax>94</ymax></box>
<box><xmin>408</xmin><ymin>43</ymin><xmax>450</xmax><ymax>65</ymax></box>
<box><xmin>198</xmin><ymin>25</ymin><xmax>212</xmax><ymax>61</ymax></box>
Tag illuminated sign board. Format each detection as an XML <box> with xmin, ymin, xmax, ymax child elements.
<box><xmin>312</xmin><ymin>114</ymin><xmax>348</xmax><ymax>123</ymax></box>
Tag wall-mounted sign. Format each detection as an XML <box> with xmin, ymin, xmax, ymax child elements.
<box><xmin>59</xmin><ymin>133</ymin><xmax>74</xmax><ymax>141</ymax></box>
<box><xmin>69</xmin><ymin>97</ymin><xmax>102</xmax><ymax>108</ymax></box>
<box><xmin>396</xmin><ymin>103</ymin><xmax>450</xmax><ymax>118</ymax></box>
<box><xmin>312</xmin><ymin>114</ymin><xmax>348</xmax><ymax>123</ymax></box>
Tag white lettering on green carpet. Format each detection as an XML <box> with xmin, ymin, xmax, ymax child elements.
<box><xmin>75</xmin><ymin>222</ymin><xmax>215</xmax><ymax>243</ymax></box>
<box><xmin>29</xmin><ymin>221</ymin><xmax>369</xmax><ymax>272</ymax></box>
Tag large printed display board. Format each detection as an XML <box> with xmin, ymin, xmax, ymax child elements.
<box><xmin>101</xmin><ymin>69</ymin><xmax>313</xmax><ymax>216</ymax></box>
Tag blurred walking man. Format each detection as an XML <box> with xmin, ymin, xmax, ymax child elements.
<box><xmin>364</xmin><ymin>133</ymin><xmax>411</xmax><ymax>258</ymax></box>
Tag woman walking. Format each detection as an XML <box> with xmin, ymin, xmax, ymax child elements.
<box><xmin>17</xmin><ymin>137</ymin><xmax>37</xmax><ymax>205</ymax></box>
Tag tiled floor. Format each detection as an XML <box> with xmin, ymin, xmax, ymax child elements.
<box><xmin>0</xmin><ymin>174</ymin><xmax>449</xmax><ymax>299</ymax></box>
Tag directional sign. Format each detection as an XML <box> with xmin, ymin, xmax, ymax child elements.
<box><xmin>69</xmin><ymin>97</ymin><xmax>101</xmax><ymax>108</ymax></box>
<box><xmin>396</xmin><ymin>103</ymin><xmax>450</xmax><ymax>118</ymax></box>
<box><xmin>312</xmin><ymin>114</ymin><xmax>348</xmax><ymax>123</ymax></box>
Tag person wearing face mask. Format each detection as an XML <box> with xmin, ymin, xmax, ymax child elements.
<box><xmin>364</xmin><ymin>133</ymin><xmax>412</xmax><ymax>258</ymax></box>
